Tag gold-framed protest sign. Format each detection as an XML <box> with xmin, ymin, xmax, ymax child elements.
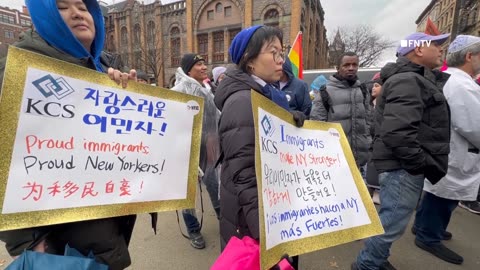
<box><xmin>251</xmin><ymin>91</ymin><xmax>384</xmax><ymax>270</ymax></box>
<box><xmin>0</xmin><ymin>47</ymin><xmax>203</xmax><ymax>231</ymax></box>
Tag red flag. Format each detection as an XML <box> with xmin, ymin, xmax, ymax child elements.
<box><xmin>425</xmin><ymin>17</ymin><xmax>440</xmax><ymax>35</ymax></box>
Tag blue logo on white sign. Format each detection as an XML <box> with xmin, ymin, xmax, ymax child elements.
<box><xmin>261</xmin><ymin>114</ymin><xmax>275</xmax><ymax>137</ymax></box>
<box><xmin>32</xmin><ymin>75</ymin><xmax>75</xmax><ymax>100</ymax></box>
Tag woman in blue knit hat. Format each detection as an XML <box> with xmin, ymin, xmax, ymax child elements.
<box><xmin>214</xmin><ymin>25</ymin><xmax>305</xmax><ymax>269</ymax></box>
<box><xmin>0</xmin><ymin>1</ymin><xmax>136</xmax><ymax>269</ymax></box>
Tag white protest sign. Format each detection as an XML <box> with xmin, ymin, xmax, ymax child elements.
<box><xmin>251</xmin><ymin>91</ymin><xmax>383</xmax><ymax>270</ymax></box>
<box><xmin>259</xmin><ymin>107</ymin><xmax>372</xmax><ymax>249</ymax></box>
<box><xmin>0</xmin><ymin>47</ymin><xmax>202</xmax><ymax>230</ymax></box>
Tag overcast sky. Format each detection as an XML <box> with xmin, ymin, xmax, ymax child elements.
<box><xmin>4</xmin><ymin>0</ymin><xmax>430</xmax><ymax>65</ymax></box>
<box><xmin>321</xmin><ymin>0</ymin><xmax>431</xmax><ymax>65</ymax></box>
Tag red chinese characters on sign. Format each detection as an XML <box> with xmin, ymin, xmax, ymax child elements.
<box><xmin>48</xmin><ymin>181</ymin><xmax>62</xmax><ymax>197</ymax></box>
<box><xmin>119</xmin><ymin>178</ymin><xmax>131</xmax><ymax>196</ymax></box>
<box><xmin>81</xmin><ymin>182</ymin><xmax>99</xmax><ymax>198</ymax></box>
<box><xmin>21</xmin><ymin>179</ymin><xmax>139</xmax><ymax>201</ymax></box>
<box><xmin>22</xmin><ymin>181</ymin><xmax>43</xmax><ymax>201</ymax></box>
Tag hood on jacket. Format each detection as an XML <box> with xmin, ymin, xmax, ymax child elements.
<box><xmin>380</xmin><ymin>57</ymin><xmax>424</xmax><ymax>81</ymax></box>
<box><xmin>173</xmin><ymin>67</ymin><xmax>204</xmax><ymax>88</ymax></box>
<box><xmin>328</xmin><ymin>74</ymin><xmax>362</xmax><ymax>89</ymax></box>
<box><xmin>282</xmin><ymin>58</ymin><xmax>294</xmax><ymax>83</ymax></box>
<box><xmin>214</xmin><ymin>69</ymin><xmax>262</xmax><ymax>111</ymax></box>
<box><xmin>25</xmin><ymin>0</ymin><xmax>105</xmax><ymax>72</ymax></box>
<box><xmin>381</xmin><ymin>56</ymin><xmax>450</xmax><ymax>85</ymax></box>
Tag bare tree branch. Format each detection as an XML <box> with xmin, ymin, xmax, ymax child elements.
<box><xmin>130</xmin><ymin>22</ymin><xmax>173</xmax><ymax>85</ymax></box>
<box><xmin>328</xmin><ymin>24</ymin><xmax>394</xmax><ymax>67</ymax></box>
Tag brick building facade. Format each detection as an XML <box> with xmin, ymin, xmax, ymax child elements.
<box><xmin>104</xmin><ymin>0</ymin><xmax>329</xmax><ymax>87</ymax></box>
<box><xmin>416</xmin><ymin>0</ymin><xmax>480</xmax><ymax>53</ymax></box>
<box><xmin>457</xmin><ymin>0</ymin><xmax>480</xmax><ymax>36</ymax></box>
<box><xmin>0</xmin><ymin>6</ymin><xmax>31</xmax><ymax>58</ymax></box>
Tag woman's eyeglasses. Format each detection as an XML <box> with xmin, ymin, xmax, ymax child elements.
<box><xmin>261</xmin><ymin>50</ymin><xmax>285</xmax><ymax>62</ymax></box>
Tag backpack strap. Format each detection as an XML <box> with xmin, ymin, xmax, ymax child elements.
<box><xmin>214</xmin><ymin>152</ymin><xmax>224</xmax><ymax>169</ymax></box>
<box><xmin>319</xmin><ymin>85</ymin><xmax>334</xmax><ymax>113</ymax></box>
<box><xmin>359</xmin><ymin>83</ymin><xmax>368</xmax><ymax>102</ymax></box>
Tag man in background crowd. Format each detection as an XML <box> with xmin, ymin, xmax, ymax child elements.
<box><xmin>412</xmin><ymin>35</ymin><xmax>480</xmax><ymax>265</ymax></box>
<box><xmin>352</xmin><ymin>32</ymin><xmax>451</xmax><ymax>270</ymax></box>
<box><xmin>277</xmin><ymin>58</ymin><xmax>312</xmax><ymax>117</ymax></box>
<box><xmin>310</xmin><ymin>52</ymin><xmax>371</xmax><ymax>178</ymax></box>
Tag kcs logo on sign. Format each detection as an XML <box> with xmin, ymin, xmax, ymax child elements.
<box><xmin>25</xmin><ymin>74</ymin><xmax>76</xmax><ymax>118</ymax></box>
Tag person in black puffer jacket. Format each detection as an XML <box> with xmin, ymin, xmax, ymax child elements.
<box><xmin>214</xmin><ymin>25</ymin><xmax>306</xmax><ymax>269</ymax></box>
<box><xmin>353</xmin><ymin>32</ymin><xmax>451</xmax><ymax>270</ymax></box>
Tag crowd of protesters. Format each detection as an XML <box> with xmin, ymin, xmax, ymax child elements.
<box><xmin>0</xmin><ymin>1</ymin><xmax>479</xmax><ymax>269</ymax></box>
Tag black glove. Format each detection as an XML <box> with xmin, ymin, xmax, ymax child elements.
<box><xmin>291</xmin><ymin>110</ymin><xmax>307</xmax><ymax>127</ymax></box>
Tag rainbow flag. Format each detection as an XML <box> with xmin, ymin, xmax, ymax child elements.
<box><xmin>288</xmin><ymin>31</ymin><xmax>303</xmax><ymax>79</ymax></box>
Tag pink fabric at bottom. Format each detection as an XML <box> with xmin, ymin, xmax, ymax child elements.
<box><xmin>211</xmin><ymin>236</ymin><xmax>260</xmax><ymax>270</ymax></box>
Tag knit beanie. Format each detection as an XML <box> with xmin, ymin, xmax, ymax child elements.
<box><xmin>229</xmin><ymin>25</ymin><xmax>263</xmax><ymax>64</ymax></box>
<box><xmin>212</xmin><ymin>67</ymin><xmax>227</xmax><ymax>82</ymax></box>
<box><xmin>371</xmin><ymin>72</ymin><xmax>382</xmax><ymax>85</ymax></box>
<box><xmin>181</xmin><ymin>53</ymin><xmax>205</xmax><ymax>74</ymax></box>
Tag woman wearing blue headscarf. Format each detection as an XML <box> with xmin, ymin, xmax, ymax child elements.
<box><xmin>0</xmin><ymin>1</ymin><xmax>136</xmax><ymax>269</ymax></box>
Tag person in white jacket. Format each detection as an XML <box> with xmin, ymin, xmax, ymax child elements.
<box><xmin>171</xmin><ymin>53</ymin><xmax>221</xmax><ymax>249</ymax></box>
<box><xmin>412</xmin><ymin>35</ymin><xmax>480</xmax><ymax>265</ymax></box>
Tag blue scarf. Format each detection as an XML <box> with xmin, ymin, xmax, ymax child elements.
<box><xmin>261</xmin><ymin>84</ymin><xmax>291</xmax><ymax>111</ymax></box>
<box><xmin>26</xmin><ymin>0</ymin><xmax>105</xmax><ymax>72</ymax></box>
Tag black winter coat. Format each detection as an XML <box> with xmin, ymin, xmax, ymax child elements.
<box><xmin>214</xmin><ymin>69</ymin><xmax>265</xmax><ymax>249</ymax></box>
<box><xmin>373</xmin><ymin>57</ymin><xmax>451</xmax><ymax>184</ymax></box>
<box><xmin>0</xmin><ymin>31</ymin><xmax>136</xmax><ymax>270</ymax></box>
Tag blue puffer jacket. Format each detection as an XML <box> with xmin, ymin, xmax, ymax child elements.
<box><xmin>279</xmin><ymin>58</ymin><xmax>312</xmax><ymax>117</ymax></box>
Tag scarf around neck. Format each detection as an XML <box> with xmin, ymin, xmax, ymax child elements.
<box><xmin>251</xmin><ymin>75</ymin><xmax>290</xmax><ymax>111</ymax></box>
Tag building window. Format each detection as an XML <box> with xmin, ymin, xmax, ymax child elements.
<box><xmin>133</xmin><ymin>24</ymin><xmax>141</xmax><ymax>47</ymax></box>
<box><xmin>20</xmin><ymin>19</ymin><xmax>31</xmax><ymax>26</ymax></box>
<box><xmin>224</xmin><ymin>6</ymin><xmax>232</xmax><ymax>17</ymax></box>
<box><xmin>108</xmin><ymin>34</ymin><xmax>115</xmax><ymax>51</ymax></box>
<box><xmin>122</xmin><ymin>53</ymin><xmax>129</xmax><ymax>67</ymax></box>
<box><xmin>197</xmin><ymin>34</ymin><xmax>208</xmax><ymax>62</ymax></box>
<box><xmin>216</xmin><ymin>3</ymin><xmax>223</xmax><ymax>13</ymax></box>
<box><xmin>229</xmin><ymin>28</ymin><xmax>240</xmax><ymax>46</ymax></box>
<box><xmin>4</xmin><ymin>30</ymin><xmax>14</xmax><ymax>39</ymax></box>
<box><xmin>134</xmin><ymin>51</ymin><xmax>142</xmax><ymax>70</ymax></box>
<box><xmin>0</xmin><ymin>14</ymin><xmax>15</xmax><ymax>24</ymax></box>
<box><xmin>207</xmin><ymin>10</ymin><xmax>214</xmax><ymax>20</ymax></box>
<box><xmin>119</xmin><ymin>16</ymin><xmax>126</xmax><ymax>25</ymax></box>
<box><xmin>170</xmin><ymin>27</ymin><xmax>181</xmax><ymax>66</ymax></box>
<box><xmin>213</xmin><ymin>31</ymin><xmax>224</xmax><ymax>63</ymax></box>
<box><xmin>147</xmin><ymin>21</ymin><xmax>156</xmax><ymax>48</ymax></box>
<box><xmin>121</xmin><ymin>27</ymin><xmax>128</xmax><ymax>47</ymax></box>
<box><xmin>264</xmin><ymin>9</ymin><xmax>279</xmax><ymax>27</ymax></box>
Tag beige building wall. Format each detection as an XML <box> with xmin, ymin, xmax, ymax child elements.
<box><xmin>106</xmin><ymin>0</ymin><xmax>329</xmax><ymax>88</ymax></box>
